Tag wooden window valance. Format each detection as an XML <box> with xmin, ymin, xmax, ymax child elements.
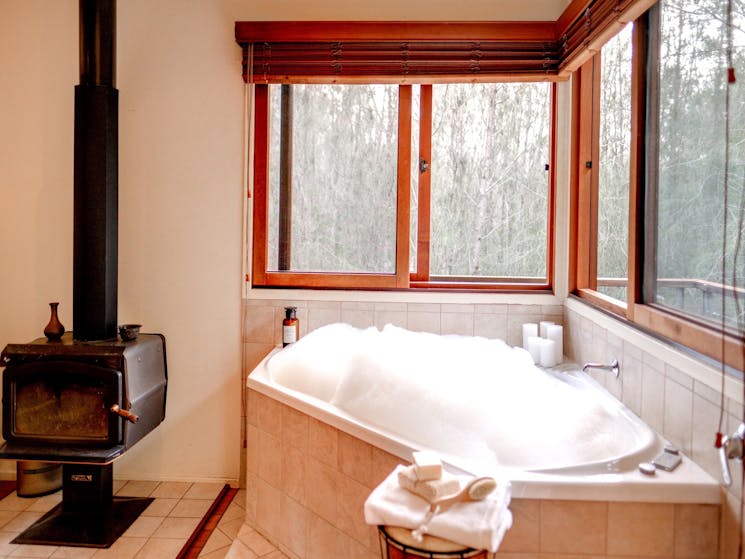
<box><xmin>235</xmin><ymin>0</ymin><xmax>658</xmax><ymax>84</ymax></box>
<box><xmin>235</xmin><ymin>22</ymin><xmax>560</xmax><ymax>83</ymax></box>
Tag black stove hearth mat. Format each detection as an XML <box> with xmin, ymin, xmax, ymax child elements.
<box><xmin>12</xmin><ymin>495</ymin><xmax>154</xmax><ymax>548</ymax></box>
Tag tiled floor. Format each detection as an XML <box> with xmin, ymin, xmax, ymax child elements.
<box><xmin>0</xmin><ymin>480</ymin><xmax>286</xmax><ymax>559</ymax></box>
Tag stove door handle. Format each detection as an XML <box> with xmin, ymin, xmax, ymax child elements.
<box><xmin>110</xmin><ymin>404</ymin><xmax>140</xmax><ymax>424</ymax></box>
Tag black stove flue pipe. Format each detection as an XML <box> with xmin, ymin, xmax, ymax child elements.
<box><xmin>73</xmin><ymin>0</ymin><xmax>118</xmax><ymax>341</ymax></box>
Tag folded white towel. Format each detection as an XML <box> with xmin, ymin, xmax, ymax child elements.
<box><xmin>364</xmin><ymin>465</ymin><xmax>512</xmax><ymax>553</ymax></box>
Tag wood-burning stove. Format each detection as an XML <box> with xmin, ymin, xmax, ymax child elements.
<box><xmin>0</xmin><ymin>333</ymin><xmax>168</xmax><ymax>547</ymax></box>
<box><xmin>1</xmin><ymin>333</ymin><xmax>167</xmax><ymax>459</ymax></box>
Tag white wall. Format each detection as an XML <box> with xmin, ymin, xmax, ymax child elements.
<box><xmin>0</xmin><ymin>0</ymin><xmax>569</xmax><ymax>483</ymax></box>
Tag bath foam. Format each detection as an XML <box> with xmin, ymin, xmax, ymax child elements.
<box><xmin>267</xmin><ymin>322</ymin><xmax>377</xmax><ymax>401</ymax></box>
<box><xmin>266</xmin><ymin>322</ymin><xmax>638</xmax><ymax>471</ymax></box>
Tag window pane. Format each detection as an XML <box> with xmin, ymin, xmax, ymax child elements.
<box><xmin>652</xmin><ymin>0</ymin><xmax>745</xmax><ymax>333</ymax></box>
<box><xmin>267</xmin><ymin>84</ymin><xmax>399</xmax><ymax>273</ymax></box>
<box><xmin>430</xmin><ymin>83</ymin><xmax>550</xmax><ymax>280</ymax></box>
<box><xmin>597</xmin><ymin>24</ymin><xmax>632</xmax><ymax>302</ymax></box>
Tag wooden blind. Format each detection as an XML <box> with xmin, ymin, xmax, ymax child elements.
<box><xmin>235</xmin><ymin>22</ymin><xmax>561</xmax><ymax>83</ymax></box>
<box><xmin>234</xmin><ymin>0</ymin><xmax>658</xmax><ymax>83</ymax></box>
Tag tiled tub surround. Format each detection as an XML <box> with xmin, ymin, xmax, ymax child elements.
<box><xmin>245</xmin><ymin>387</ymin><xmax>720</xmax><ymax>559</ymax></box>
<box><xmin>564</xmin><ymin>298</ymin><xmax>745</xmax><ymax>559</ymax></box>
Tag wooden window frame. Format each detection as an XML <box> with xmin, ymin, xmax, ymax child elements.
<box><xmin>571</xmin><ymin>8</ymin><xmax>745</xmax><ymax>371</ymax></box>
<box><xmin>252</xmin><ymin>81</ymin><xmax>556</xmax><ymax>291</ymax></box>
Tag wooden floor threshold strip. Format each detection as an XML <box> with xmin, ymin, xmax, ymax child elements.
<box><xmin>177</xmin><ymin>483</ymin><xmax>238</xmax><ymax>559</ymax></box>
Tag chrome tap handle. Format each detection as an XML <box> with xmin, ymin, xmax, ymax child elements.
<box><xmin>719</xmin><ymin>423</ymin><xmax>745</xmax><ymax>486</ymax></box>
<box><xmin>581</xmin><ymin>359</ymin><xmax>620</xmax><ymax>378</ymax></box>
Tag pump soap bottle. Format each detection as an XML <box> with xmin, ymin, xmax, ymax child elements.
<box><xmin>282</xmin><ymin>306</ymin><xmax>299</xmax><ymax>347</ymax></box>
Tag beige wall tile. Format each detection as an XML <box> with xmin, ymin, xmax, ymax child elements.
<box><xmin>282</xmin><ymin>404</ymin><xmax>309</xmax><ymax>454</ymax></box>
<box><xmin>370</xmin><ymin>448</ymin><xmax>406</xmax><ymax>489</ymax></box>
<box><xmin>335</xmin><ymin>530</ymin><xmax>373</xmax><ymax>559</ymax></box>
<box><xmin>674</xmin><ymin>503</ymin><xmax>719</xmax><ymax>559</ymax></box>
<box><xmin>441</xmin><ymin>311</ymin><xmax>475</xmax><ymax>336</ymax></box>
<box><xmin>374</xmin><ymin>309</ymin><xmax>407</xmax><ymax>330</ymax></box>
<box><xmin>256</xmin><ymin>478</ymin><xmax>282</xmax><ymax>541</ymax></box>
<box><xmin>641</xmin><ymin>367</ymin><xmax>665</xmax><ymax>434</ymax></box>
<box><xmin>442</xmin><ymin>303</ymin><xmax>476</xmax><ymax>314</ymax></box>
<box><xmin>244</xmin><ymin>343</ymin><xmax>275</xmax><ymax>377</ymax></box>
<box><xmin>257</xmin><ymin>392</ymin><xmax>282</xmax><ymax>438</ymax></box>
<box><xmin>305</xmin><ymin>457</ymin><xmax>338</xmax><ymax>524</ymax></box>
<box><xmin>340</xmin><ymin>308</ymin><xmax>375</xmax><ymax>329</ymax></box>
<box><xmin>280</xmin><ymin>494</ymin><xmax>309</xmax><ymax>559</ymax></box>
<box><xmin>719</xmin><ymin>492</ymin><xmax>740</xmax><ymax>559</ymax></box>
<box><xmin>306</xmin><ymin>514</ymin><xmax>338</xmax><ymax>559</ymax></box>
<box><xmin>474</xmin><ymin>314</ymin><xmax>508</xmax><ymax>341</ymax></box>
<box><xmin>499</xmin><ymin>499</ymin><xmax>540</xmax><ymax>553</ymax></box>
<box><xmin>691</xmin><ymin>394</ymin><xmax>722</xmax><ymax>479</ymax></box>
<box><xmin>338</xmin><ymin>431</ymin><xmax>373</xmax><ymax>487</ymax></box>
<box><xmin>607</xmin><ymin>502</ymin><xmax>674</xmax><ymax>557</ymax></box>
<box><xmin>244</xmin><ymin>472</ymin><xmax>257</xmax><ymax>525</ymax></box>
<box><xmin>247</xmin><ymin>389</ymin><xmax>259</xmax><ymax>428</ymax></box>
<box><xmin>281</xmin><ymin>444</ymin><xmax>306</xmax><ymax>505</ymax></box>
<box><xmin>664</xmin><ymin>378</ymin><xmax>694</xmax><ymax>455</ymax></box>
<box><xmin>407</xmin><ymin>311</ymin><xmax>441</xmax><ymax>334</ymax></box>
<box><xmin>258</xmin><ymin>431</ymin><xmax>282</xmax><ymax>489</ymax></box>
<box><xmin>308</xmin><ymin>417</ymin><xmax>338</xmax><ymax>468</ymax></box>
<box><xmin>307</xmin><ymin>305</ymin><xmax>342</xmax><ymax>332</ymax></box>
<box><xmin>621</xmin><ymin>355</ymin><xmax>642</xmax><ymax>416</ymax></box>
<box><xmin>540</xmin><ymin>500</ymin><xmax>607</xmax><ymax>555</ymax></box>
<box><xmin>247</xmin><ymin>424</ymin><xmax>259</xmax><ymax>476</ymax></box>
<box><xmin>244</xmin><ymin>306</ymin><xmax>275</xmax><ymax>343</ymax></box>
<box><xmin>336</xmin><ymin>474</ymin><xmax>372</xmax><ymax>546</ymax></box>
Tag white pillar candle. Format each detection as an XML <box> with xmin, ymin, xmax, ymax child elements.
<box><xmin>526</xmin><ymin>336</ymin><xmax>542</xmax><ymax>364</ymax></box>
<box><xmin>546</xmin><ymin>324</ymin><xmax>564</xmax><ymax>364</ymax></box>
<box><xmin>522</xmin><ymin>323</ymin><xmax>538</xmax><ymax>350</ymax></box>
<box><xmin>539</xmin><ymin>321</ymin><xmax>554</xmax><ymax>338</ymax></box>
<box><xmin>539</xmin><ymin>338</ymin><xmax>558</xmax><ymax>367</ymax></box>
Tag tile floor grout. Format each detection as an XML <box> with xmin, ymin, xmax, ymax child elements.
<box><xmin>0</xmin><ymin>480</ymin><xmax>286</xmax><ymax>559</ymax></box>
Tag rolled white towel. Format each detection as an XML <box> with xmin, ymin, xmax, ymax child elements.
<box><xmin>397</xmin><ymin>465</ymin><xmax>461</xmax><ymax>502</ymax></box>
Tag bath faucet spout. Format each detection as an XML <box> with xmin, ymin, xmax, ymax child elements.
<box><xmin>582</xmin><ymin>359</ymin><xmax>620</xmax><ymax>378</ymax></box>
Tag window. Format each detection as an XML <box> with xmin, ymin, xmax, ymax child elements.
<box><xmin>428</xmin><ymin>83</ymin><xmax>551</xmax><ymax>281</ymax></box>
<box><xmin>573</xmin><ymin>0</ymin><xmax>745</xmax><ymax>370</ymax></box>
<box><xmin>244</xmin><ymin>23</ymin><xmax>558</xmax><ymax>291</ymax></box>
<box><xmin>267</xmin><ymin>84</ymin><xmax>399</xmax><ymax>275</ymax></box>
<box><xmin>597</xmin><ymin>24</ymin><xmax>633</xmax><ymax>304</ymax></box>
<box><xmin>646</xmin><ymin>0</ymin><xmax>745</xmax><ymax>337</ymax></box>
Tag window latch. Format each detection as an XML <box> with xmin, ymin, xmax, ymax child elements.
<box><xmin>419</xmin><ymin>158</ymin><xmax>430</xmax><ymax>174</ymax></box>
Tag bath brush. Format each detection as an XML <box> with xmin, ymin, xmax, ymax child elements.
<box><xmin>410</xmin><ymin>476</ymin><xmax>497</xmax><ymax>542</ymax></box>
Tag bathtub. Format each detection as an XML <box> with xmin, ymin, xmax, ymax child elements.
<box><xmin>247</xmin><ymin>325</ymin><xmax>720</xmax><ymax>504</ymax></box>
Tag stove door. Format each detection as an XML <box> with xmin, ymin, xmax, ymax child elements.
<box><xmin>3</xmin><ymin>361</ymin><xmax>123</xmax><ymax>447</ymax></box>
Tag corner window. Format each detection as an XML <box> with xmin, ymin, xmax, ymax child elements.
<box><xmin>573</xmin><ymin>1</ymin><xmax>745</xmax><ymax>369</ymax></box>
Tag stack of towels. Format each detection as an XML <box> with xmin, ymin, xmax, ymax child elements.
<box><xmin>364</xmin><ymin>451</ymin><xmax>512</xmax><ymax>553</ymax></box>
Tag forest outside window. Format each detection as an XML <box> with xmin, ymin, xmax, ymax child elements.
<box><xmin>573</xmin><ymin>0</ymin><xmax>745</xmax><ymax>369</ymax></box>
<box><xmin>253</xmin><ymin>80</ymin><xmax>554</xmax><ymax>290</ymax></box>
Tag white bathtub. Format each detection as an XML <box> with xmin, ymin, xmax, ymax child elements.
<box><xmin>248</xmin><ymin>343</ymin><xmax>720</xmax><ymax>504</ymax></box>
